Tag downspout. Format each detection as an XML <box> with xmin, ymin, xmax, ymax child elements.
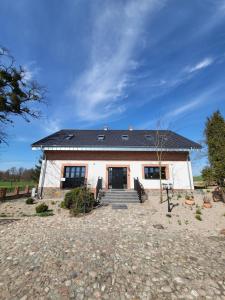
<box><xmin>39</xmin><ymin>149</ymin><xmax>47</xmax><ymax>199</ymax></box>
<box><xmin>186</xmin><ymin>151</ymin><xmax>193</xmax><ymax>190</ymax></box>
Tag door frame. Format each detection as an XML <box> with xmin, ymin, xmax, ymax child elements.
<box><xmin>105</xmin><ymin>164</ymin><xmax>130</xmax><ymax>189</ymax></box>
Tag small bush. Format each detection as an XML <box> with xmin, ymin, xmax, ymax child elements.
<box><xmin>64</xmin><ymin>187</ymin><xmax>95</xmax><ymax>216</ymax></box>
<box><xmin>26</xmin><ymin>198</ymin><xmax>34</xmax><ymax>205</ymax></box>
<box><xmin>195</xmin><ymin>214</ymin><xmax>202</xmax><ymax>221</ymax></box>
<box><xmin>51</xmin><ymin>201</ymin><xmax>56</xmax><ymax>205</ymax></box>
<box><xmin>177</xmin><ymin>193</ymin><xmax>182</xmax><ymax>199</ymax></box>
<box><xmin>185</xmin><ymin>195</ymin><xmax>190</xmax><ymax>200</ymax></box>
<box><xmin>35</xmin><ymin>203</ymin><xmax>48</xmax><ymax>213</ymax></box>
<box><xmin>178</xmin><ymin>220</ymin><xmax>182</xmax><ymax>225</ymax></box>
<box><xmin>60</xmin><ymin>201</ymin><xmax>66</xmax><ymax>208</ymax></box>
<box><xmin>0</xmin><ymin>212</ymin><xmax>8</xmax><ymax>217</ymax></box>
<box><xmin>64</xmin><ymin>188</ymin><xmax>86</xmax><ymax>209</ymax></box>
<box><xmin>196</xmin><ymin>208</ymin><xmax>202</xmax><ymax>215</ymax></box>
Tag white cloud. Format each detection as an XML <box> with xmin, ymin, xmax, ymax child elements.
<box><xmin>42</xmin><ymin>118</ymin><xmax>61</xmax><ymax>134</ymax></box>
<box><xmin>166</xmin><ymin>99</ymin><xmax>201</xmax><ymax>118</ymax></box>
<box><xmin>165</xmin><ymin>83</ymin><xmax>223</xmax><ymax>121</ymax></box>
<box><xmin>139</xmin><ymin>83</ymin><xmax>224</xmax><ymax>129</ymax></box>
<box><xmin>23</xmin><ymin>67</ymin><xmax>33</xmax><ymax>81</ymax></box>
<box><xmin>185</xmin><ymin>57</ymin><xmax>214</xmax><ymax>73</ymax></box>
<box><xmin>22</xmin><ymin>61</ymin><xmax>40</xmax><ymax>82</ymax></box>
<box><xmin>14</xmin><ymin>136</ymin><xmax>30</xmax><ymax>143</ymax></box>
<box><xmin>71</xmin><ymin>0</ymin><xmax>163</xmax><ymax>121</ymax></box>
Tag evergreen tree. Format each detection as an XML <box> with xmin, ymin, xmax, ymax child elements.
<box><xmin>32</xmin><ymin>155</ymin><xmax>43</xmax><ymax>183</ymax></box>
<box><xmin>205</xmin><ymin>111</ymin><xmax>225</xmax><ymax>186</ymax></box>
<box><xmin>201</xmin><ymin>166</ymin><xmax>214</xmax><ymax>187</ymax></box>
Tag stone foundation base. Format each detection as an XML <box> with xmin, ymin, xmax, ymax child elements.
<box><xmin>38</xmin><ymin>188</ymin><xmax>66</xmax><ymax>199</ymax></box>
<box><xmin>39</xmin><ymin>187</ymin><xmax>200</xmax><ymax>200</ymax></box>
<box><xmin>145</xmin><ymin>189</ymin><xmax>202</xmax><ymax>200</ymax></box>
<box><xmin>39</xmin><ymin>187</ymin><xmax>96</xmax><ymax>199</ymax></box>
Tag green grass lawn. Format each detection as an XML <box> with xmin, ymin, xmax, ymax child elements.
<box><xmin>0</xmin><ymin>181</ymin><xmax>36</xmax><ymax>192</ymax></box>
<box><xmin>193</xmin><ymin>175</ymin><xmax>203</xmax><ymax>182</ymax></box>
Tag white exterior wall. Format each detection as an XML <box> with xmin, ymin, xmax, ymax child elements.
<box><xmin>39</xmin><ymin>159</ymin><xmax>194</xmax><ymax>190</ymax></box>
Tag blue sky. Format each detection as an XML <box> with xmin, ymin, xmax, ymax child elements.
<box><xmin>0</xmin><ymin>0</ymin><xmax>225</xmax><ymax>175</ymax></box>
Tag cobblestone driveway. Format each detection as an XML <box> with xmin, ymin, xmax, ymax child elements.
<box><xmin>0</xmin><ymin>203</ymin><xmax>225</xmax><ymax>300</ymax></box>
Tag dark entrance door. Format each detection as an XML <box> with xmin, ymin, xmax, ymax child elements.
<box><xmin>108</xmin><ymin>167</ymin><xmax>127</xmax><ymax>189</ymax></box>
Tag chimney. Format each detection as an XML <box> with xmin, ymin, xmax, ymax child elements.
<box><xmin>103</xmin><ymin>125</ymin><xmax>109</xmax><ymax>131</ymax></box>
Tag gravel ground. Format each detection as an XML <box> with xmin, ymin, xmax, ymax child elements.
<box><xmin>0</xmin><ymin>194</ymin><xmax>225</xmax><ymax>299</ymax></box>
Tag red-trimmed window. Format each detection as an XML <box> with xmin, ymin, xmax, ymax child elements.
<box><xmin>144</xmin><ymin>166</ymin><xmax>166</xmax><ymax>180</ymax></box>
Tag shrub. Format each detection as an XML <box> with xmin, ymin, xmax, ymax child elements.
<box><xmin>177</xmin><ymin>194</ymin><xmax>182</xmax><ymax>199</ymax></box>
<box><xmin>64</xmin><ymin>187</ymin><xmax>95</xmax><ymax>216</ymax></box>
<box><xmin>195</xmin><ymin>214</ymin><xmax>202</xmax><ymax>221</ymax></box>
<box><xmin>64</xmin><ymin>188</ymin><xmax>81</xmax><ymax>209</ymax></box>
<box><xmin>51</xmin><ymin>201</ymin><xmax>56</xmax><ymax>205</ymax></box>
<box><xmin>0</xmin><ymin>212</ymin><xmax>8</xmax><ymax>217</ymax></box>
<box><xmin>196</xmin><ymin>208</ymin><xmax>202</xmax><ymax>215</ymax></box>
<box><xmin>26</xmin><ymin>198</ymin><xmax>34</xmax><ymax>205</ymax></box>
<box><xmin>60</xmin><ymin>201</ymin><xmax>66</xmax><ymax>208</ymax></box>
<box><xmin>36</xmin><ymin>203</ymin><xmax>48</xmax><ymax>213</ymax></box>
<box><xmin>37</xmin><ymin>210</ymin><xmax>54</xmax><ymax>217</ymax></box>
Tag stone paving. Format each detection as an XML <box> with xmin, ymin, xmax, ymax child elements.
<box><xmin>0</xmin><ymin>199</ymin><xmax>225</xmax><ymax>299</ymax></box>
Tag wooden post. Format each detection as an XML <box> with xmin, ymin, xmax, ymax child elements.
<box><xmin>0</xmin><ymin>188</ymin><xmax>7</xmax><ymax>201</ymax></box>
<box><xmin>25</xmin><ymin>185</ymin><xmax>29</xmax><ymax>194</ymax></box>
<box><xmin>14</xmin><ymin>186</ymin><xmax>20</xmax><ymax>195</ymax></box>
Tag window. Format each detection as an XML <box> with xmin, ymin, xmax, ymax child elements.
<box><xmin>144</xmin><ymin>166</ymin><xmax>166</xmax><ymax>179</ymax></box>
<box><xmin>121</xmin><ymin>135</ymin><xmax>129</xmax><ymax>140</ymax></box>
<box><xmin>64</xmin><ymin>166</ymin><xmax>86</xmax><ymax>179</ymax></box>
<box><xmin>65</xmin><ymin>134</ymin><xmax>74</xmax><ymax>140</ymax></box>
<box><xmin>145</xmin><ymin>135</ymin><xmax>154</xmax><ymax>141</ymax></box>
<box><xmin>161</xmin><ymin>135</ymin><xmax>168</xmax><ymax>141</ymax></box>
<box><xmin>97</xmin><ymin>135</ymin><xmax>105</xmax><ymax>141</ymax></box>
<box><xmin>63</xmin><ymin>166</ymin><xmax>86</xmax><ymax>189</ymax></box>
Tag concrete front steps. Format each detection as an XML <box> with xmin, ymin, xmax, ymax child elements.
<box><xmin>100</xmin><ymin>189</ymin><xmax>140</xmax><ymax>204</ymax></box>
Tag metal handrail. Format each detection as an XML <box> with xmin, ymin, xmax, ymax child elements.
<box><xmin>96</xmin><ymin>177</ymin><xmax>103</xmax><ymax>200</ymax></box>
<box><xmin>134</xmin><ymin>177</ymin><xmax>145</xmax><ymax>203</ymax></box>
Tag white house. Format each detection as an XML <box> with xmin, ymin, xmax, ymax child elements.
<box><xmin>32</xmin><ymin>129</ymin><xmax>201</xmax><ymax>199</ymax></box>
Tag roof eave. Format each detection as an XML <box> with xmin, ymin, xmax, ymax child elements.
<box><xmin>31</xmin><ymin>145</ymin><xmax>200</xmax><ymax>152</ymax></box>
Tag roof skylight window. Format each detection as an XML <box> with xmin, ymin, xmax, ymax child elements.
<box><xmin>145</xmin><ymin>135</ymin><xmax>154</xmax><ymax>141</ymax></box>
<box><xmin>97</xmin><ymin>135</ymin><xmax>105</xmax><ymax>141</ymax></box>
<box><xmin>65</xmin><ymin>134</ymin><xmax>74</xmax><ymax>140</ymax></box>
<box><xmin>122</xmin><ymin>135</ymin><xmax>129</xmax><ymax>140</ymax></box>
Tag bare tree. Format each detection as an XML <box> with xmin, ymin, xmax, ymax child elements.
<box><xmin>154</xmin><ymin>120</ymin><xmax>171</xmax><ymax>203</ymax></box>
<box><xmin>0</xmin><ymin>46</ymin><xmax>46</xmax><ymax>142</ymax></box>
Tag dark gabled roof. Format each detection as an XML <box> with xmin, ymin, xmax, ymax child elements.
<box><xmin>32</xmin><ymin>129</ymin><xmax>201</xmax><ymax>150</ymax></box>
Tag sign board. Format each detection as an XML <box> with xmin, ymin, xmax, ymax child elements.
<box><xmin>60</xmin><ymin>178</ymin><xmax>66</xmax><ymax>182</ymax></box>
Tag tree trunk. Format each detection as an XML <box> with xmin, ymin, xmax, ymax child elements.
<box><xmin>159</xmin><ymin>160</ymin><xmax>163</xmax><ymax>203</ymax></box>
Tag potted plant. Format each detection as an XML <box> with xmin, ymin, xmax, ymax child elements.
<box><xmin>185</xmin><ymin>194</ymin><xmax>195</xmax><ymax>205</ymax></box>
<box><xmin>203</xmin><ymin>195</ymin><xmax>212</xmax><ymax>208</ymax></box>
